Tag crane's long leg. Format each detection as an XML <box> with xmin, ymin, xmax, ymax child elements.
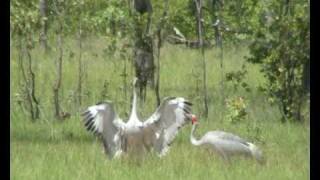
<box><xmin>215</xmin><ymin>147</ymin><xmax>231</xmax><ymax>164</ymax></box>
<box><xmin>102</xmin><ymin>139</ymin><xmax>112</xmax><ymax>159</ymax></box>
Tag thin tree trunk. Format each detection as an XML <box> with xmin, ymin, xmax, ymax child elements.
<box><xmin>77</xmin><ymin>21</ymin><xmax>83</xmax><ymax>106</ymax></box>
<box><xmin>122</xmin><ymin>57</ymin><xmax>128</xmax><ymax>102</ymax></box>
<box><xmin>52</xmin><ymin>0</ymin><xmax>67</xmax><ymax>120</ymax></box>
<box><xmin>53</xmin><ymin>20</ymin><xmax>63</xmax><ymax>119</ymax></box>
<box><xmin>212</xmin><ymin>0</ymin><xmax>224</xmax><ymax>104</ymax></box>
<box><xmin>284</xmin><ymin>0</ymin><xmax>290</xmax><ymax>16</ymax></box>
<box><xmin>18</xmin><ymin>39</ymin><xmax>35</xmax><ymax>120</ymax></box>
<box><xmin>154</xmin><ymin>0</ymin><xmax>169</xmax><ymax>106</ymax></box>
<box><xmin>218</xmin><ymin>27</ymin><xmax>224</xmax><ymax>104</ymax></box>
<box><xmin>146</xmin><ymin>12</ymin><xmax>152</xmax><ymax>35</ymax></box>
<box><xmin>213</xmin><ymin>22</ymin><xmax>224</xmax><ymax>103</ymax></box>
<box><xmin>155</xmin><ymin>30</ymin><xmax>161</xmax><ymax>106</ymax></box>
<box><xmin>302</xmin><ymin>59</ymin><xmax>310</xmax><ymax>93</ymax></box>
<box><xmin>26</xmin><ymin>37</ymin><xmax>40</xmax><ymax>120</ymax></box>
<box><xmin>39</xmin><ymin>0</ymin><xmax>48</xmax><ymax>51</ymax></box>
<box><xmin>194</xmin><ymin>0</ymin><xmax>208</xmax><ymax>117</ymax></box>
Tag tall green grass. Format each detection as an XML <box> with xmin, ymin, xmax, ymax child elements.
<box><xmin>10</xmin><ymin>38</ymin><xmax>309</xmax><ymax>180</ymax></box>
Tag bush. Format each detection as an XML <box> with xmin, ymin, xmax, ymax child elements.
<box><xmin>225</xmin><ymin>96</ymin><xmax>248</xmax><ymax>123</ymax></box>
<box><xmin>247</xmin><ymin>0</ymin><xmax>309</xmax><ymax>122</ymax></box>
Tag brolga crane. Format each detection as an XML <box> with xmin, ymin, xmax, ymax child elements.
<box><xmin>189</xmin><ymin>115</ymin><xmax>264</xmax><ymax>164</ymax></box>
<box><xmin>81</xmin><ymin>78</ymin><xmax>193</xmax><ymax>159</ymax></box>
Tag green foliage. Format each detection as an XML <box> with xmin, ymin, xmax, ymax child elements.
<box><xmin>247</xmin><ymin>0</ymin><xmax>310</xmax><ymax>122</ymax></box>
<box><xmin>83</xmin><ymin>0</ymin><xmax>130</xmax><ymax>36</ymax></box>
<box><xmin>225</xmin><ymin>64</ymin><xmax>251</xmax><ymax>92</ymax></box>
<box><xmin>10</xmin><ymin>0</ymin><xmax>309</xmax><ymax>123</ymax></box>
<box><xmin>225</xmin><ymin>96</ymin><xmax>248</xmax><ymax>123</ymax></box>
<box><xmin>201</xmin><ymin>0</ymin><xmax>262</xmax><ymax>45</ymax></box>
<box><xmin>10</xmin><ymin>1</ymin><xmax>39</xmax><ymax>37</ymax></box>
<box><xmin>167</xmin><ymin>1</ymin><xmax>196</xmax><ymax>38</ymax></box>
<box><xmin>10</xmin><ymin>0</ymin><xmax>261</xmax><ymax>44</ymax></box>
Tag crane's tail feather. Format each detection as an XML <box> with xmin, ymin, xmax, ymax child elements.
<box><xmin>248</xmin><ymin>142</ymin><xmax>265</xmax><ymax>164</ymax></box>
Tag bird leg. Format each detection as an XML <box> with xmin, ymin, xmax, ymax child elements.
<box><xmin>121</xmin><ymin>135</ymin><xmax>128</xmax><ymax>153</ymax></box>
<box><xmin>102</xmin><ymin>140</ymin><xmax>113</xmax><ymax>159</ymax></box>
<box><xmin>215</xmin><ymin>147</ymin><xmax>231</xmax><ymax>164</ymax></box>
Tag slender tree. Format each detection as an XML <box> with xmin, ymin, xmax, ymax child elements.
<box><xmin>52</xmin><ymin>0</ymin><xmax>65</xmax><ymax>120</ymax></box>
<box><xmin>39</xmin><ymin>0</ymin><xmax>48</xmax><ymax>51</ymax></box>
<box><xmin>11</xmin><ymin>2</ymin><xmax>40</xmax><ymax>121</ymax></box>
<box><xmin>18</xmin><ymin>38</ymin><xmax>37</xmax><ymax>120</ymax></box>
<box><xmin>154</xmin><ymin>0</ymin><xmax>169</xmax><ymax>106</ymax></box>
<box><xmin>211</xmin><ymin>0</ymin><xmax>224</xmax><ymax>103</ymax></box>
<box><xmin>194</xmin><ymin>0</ymin><xmax>209</xmax><ymax>117</ymax></box>
<box><xmin>76</xmin><ymin>1</ymin><xmax>84</xmax><ymax>107</ymax></box>
<box><xmin>26</xmin><ymin>35</ymin><xmax>40</xmax><ymax>120</ymax></box>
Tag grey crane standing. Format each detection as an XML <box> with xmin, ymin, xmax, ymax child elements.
<box><xmin>81</xmin><ymin>78</ymin><xmax>193</xmax><ymax>159</ymax></box>
<box><xmin>189</xmin><ymin>115</ymin><xmax>264</xmax><ymax>164</ymax></box>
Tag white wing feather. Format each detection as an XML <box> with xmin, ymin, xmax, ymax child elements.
<box><xmin>82</xmin><ymin>102</ymin><xmax>125</xmax><ymax>159</ymax></box>
<box><xmin>143</xmin><ymin>97</ymin><xmax>192</xmax><ymax>156</ymax></box>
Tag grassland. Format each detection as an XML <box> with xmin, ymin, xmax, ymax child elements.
<box><xmin>10</xmin><ymin>38</ymin><xmax>309</xmax><ymax>180</ymax></box>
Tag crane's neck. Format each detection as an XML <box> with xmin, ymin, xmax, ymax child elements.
<box><xmin>128</xmin><ymin>86</ymin><xmax>139</xmax><ymax>124</ymax></box>
<box><xmin>190</xmin><ymin>124</ymin><xmax>202</xmax><ymax>146</ymax></box>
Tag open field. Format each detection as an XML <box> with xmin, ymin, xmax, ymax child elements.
<box><xmin>10</xmin><ymin>39</ymin><xmax>309</xmax><ymax>180</ymax></box>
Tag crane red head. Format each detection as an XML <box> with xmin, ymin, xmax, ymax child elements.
<box><xmin>191</xmin><ymin>114</ymin><xmax>198</xmax><ymax>125</ymax></box>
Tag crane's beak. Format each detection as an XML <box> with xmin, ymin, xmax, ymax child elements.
<box><xmin>191</xmin><ymin>114</ymin><xmax>198</xmax><ymax>124</ymax></box>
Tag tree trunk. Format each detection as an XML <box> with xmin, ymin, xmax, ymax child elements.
<box><xmin>219</xmin><ymin>33</ymin><xmax>224</xmax><ymax>104</ymax></box>
<box><xmin>39</xmin><ymin>0</ymin><xmax>48</xmax><ymax>51</ymax></box>
<box><xmin>133</xmin><ymin>45</ymin><xmax>154</xmax><ymax>102</ymax></box>
<box><xmin>26</xmin><ymin>37</ymin><xmax>40</xmax><ymax>120</ymax></box>
<box><xmin>122</xmin><ymin>58</ymin><xmax>128</xmax><ymax>101</ymax></box>
<box><xmin>146</xmin><ymin>12</ymin><xmax>152</xmax><ymax>35</ymax></box>
<box><xmin>77</xmin><ymin>21</ymin><xmax>83</xmax><ymax>106</ymax></box>
<box><xmin>53</xmin><ymin>19</ymin><xmax>63</xmax><ymax>119</ymax></box>
<box><xmin>18</xmin><ymin>39</ymin><xmax>35</xmax><ymax>120</ymax></box>
<box><xmin>211</xmin><ymin>0</ymin><xmax>224</xmax><ymax>104</ymax></box>
<box><xmin>194</xmin><ymin>0</ymin><xmax>208</xmax><ymax>117</ymax></box>
<box><xmin>302</xmin><ymin>59</ymin><xmax>310</xmax><ymax>93</ymax></box>
<box><xmin>155</xmin><ymin>31</ymin><xmax>161</xmax><ymax>106</ymax></box>
<box><xmin>154</xmin><ymin>0</ymin><xmax>169</xmax><ymax>106</ymax></box>
<box><xmin>132</xmin><ymin>0</ymin><xmax>155</xmax><ymax>103</ymax></box>
<box><xmin>51</xmin><ymin>0</ymin><xmax>69</xmax><ymax>120</ymax></box>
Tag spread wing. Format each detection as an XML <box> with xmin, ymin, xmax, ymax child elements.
<box><xmin>81</xmin><ymin>102</ymin><xmax>125</xmax><ymax>159</ymax></box>
<box><xmin>143</xmin><ymin>97</ymin><xmax>192</xmax><ymax>156</ymax></box>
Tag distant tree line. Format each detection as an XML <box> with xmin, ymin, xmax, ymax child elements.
<box><xmin>10</xmin><ymin>0</ymin><xmax>309</xmax><ymax>122</ymax></box>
